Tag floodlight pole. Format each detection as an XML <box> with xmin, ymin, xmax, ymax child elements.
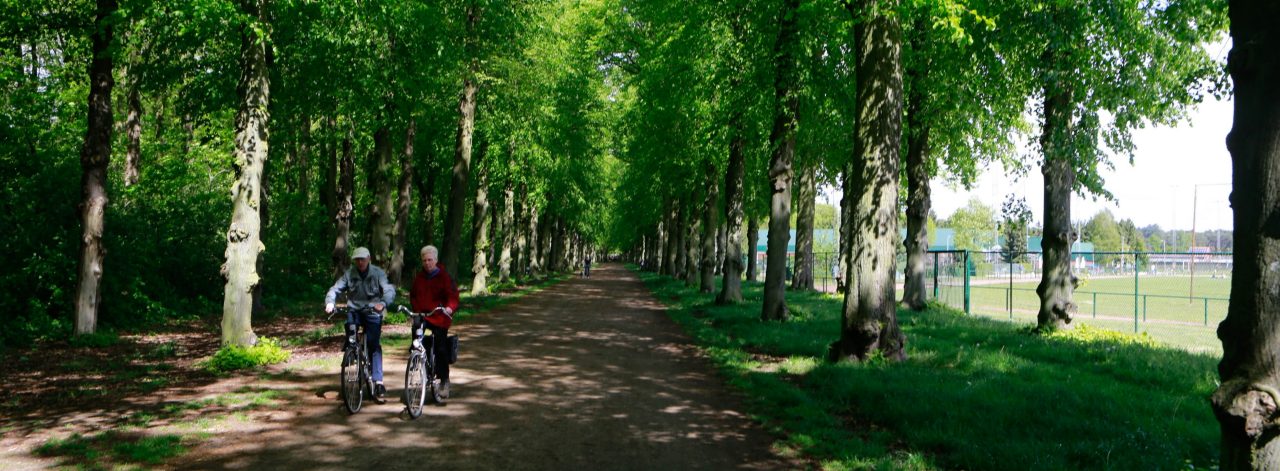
<box><xmin>1190</xmin><ymin>185</ymin><xmax>1198</xmax><ymax>302</ymax></box>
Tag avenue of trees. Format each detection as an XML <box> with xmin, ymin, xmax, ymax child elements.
<box><xmin>7</xmin><ymin>0</ymin><xmax>1280</xmax><ymax>466</ymax></box>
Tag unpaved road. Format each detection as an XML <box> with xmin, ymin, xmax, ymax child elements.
<box><xmin>176</xmin><ymin>263</ymin><xmax>798</xmax><ymax>470</ymax></box>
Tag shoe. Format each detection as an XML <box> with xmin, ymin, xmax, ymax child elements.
<box><xmin>438</xmin><ymin>381</ymin><xmax>450</xmax><ymax>400</ymax></box>
<box><xmin>374</xmin><ymin>383</ymin><xmax>387</xmax><ymax>403</ymax></box>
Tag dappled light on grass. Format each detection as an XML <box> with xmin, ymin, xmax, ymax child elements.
<box><xmin>634</xmin><ymin>266</ymin><xmax>1220</xmax><ymax>470</ymax></box>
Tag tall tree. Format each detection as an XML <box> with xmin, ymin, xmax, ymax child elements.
<box><xmin>333</xmin><ymin>131</ymin><xmax>355</xmax><ymax>277</ymax></box>
<box><xmin>367</xmin><ymin>121</ymin><xmax>395</xmax><ymax>266</ymax></box>
<box><xmin>221</xmin><ymin>0</ymin><xmax>271</xmax><ymax>347</ymax></box>
<box><xmin>999</xmin><ymin>194</ymin><xmax>1032</xmax><ymax>264</ymax></box>
<box><xmin>470</xmin><ymin>141</ymin><xmax>492</xmax><ymax>295</ymax></box>
<box><xmin>1213</xmin><ymin>0</ymin><xmax>1280</xmax><ymax>466</ymax></box>
<box><xmin>389</xmin><ymin>120</ymin><xmax>415</xmax><ymax>284</ymax></box>
<box><xmin>761</xmin><ymin>0</ymin><xmax>801</xmax><ymax>322</ymax></box>
<box><xmin>791</xmin><ymin>162</ymin><xmax>815</xmax><ymax>290</ymax></box>
<box><xmin>442</xmin><ymin>1</ymin><xmax>481</xmax><ymax>273</ymax></box>
<box><xmin>73</xmin><ymin>0</ymin><xmax>118</xmax><ymax>335</ymax></box>
<box><xmin>833</xmin><ymin>0</ymin><xmax>906</xmax><ymax>362</ymax></box>
<box><xmin>699</xmin><ymin>160</ymin><xmax>719</xmax><ymax>293</ymax></box>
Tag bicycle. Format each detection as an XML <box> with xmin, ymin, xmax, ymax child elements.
<box><xmin>399</xmin><ymin>305</ymin><xmax>445</xmax><ymax>419</ymax></box>
<box><xmin>332</xmin><ymin>305</ymin><xmax>377</xmax><ymax>415</ymax></box>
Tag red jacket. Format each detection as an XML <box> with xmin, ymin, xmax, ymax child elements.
<box><xmin>410</xmin><ymin>265</ymin><xmax>460</xmax><ymax>329</ymax></box>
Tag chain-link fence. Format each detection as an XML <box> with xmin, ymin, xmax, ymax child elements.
<box><xmin>750</xmin><ymin>249</ymin><xmax>1230</xmax><ymax>354</ymax></box>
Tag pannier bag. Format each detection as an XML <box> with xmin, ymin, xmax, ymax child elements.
<box><xmin>448</xmin><ymin>335</ymin><xmax>459</xmax><ymax>364</ymax></box>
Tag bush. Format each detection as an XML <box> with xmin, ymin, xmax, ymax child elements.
<box><xmin>68</xmin><ymin>331</ymin><xmax>121</xmax><ymax>348</ymax></box>
<box><xmin>203</xmin><ymin>337</ymin><xmax>290</xmax><ymax>373</ymax></box>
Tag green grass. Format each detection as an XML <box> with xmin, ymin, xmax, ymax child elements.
<box><xmin>201</xmin><ymin>337</ymin><xmax>290</xmax><ymax>373</ymax></box>
<box><xmin>37</xmin><ymin>432</ymin><xmax>188</xmax><ymax>468</ymax></box>
<box><xmin>941</xmin><ymin>275</ymin><xmax>1230</xmax><ymax>354</ymax></box>
<box><xmin>633</xmin><ymin>266</ymin><xmax>1220</xmax><ymax>471</ymax></box>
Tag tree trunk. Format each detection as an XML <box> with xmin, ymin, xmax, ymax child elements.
<box><xmin>470</xmin><ymin>143</ymin><xmax>491</xmax><ymax>295</ymax></box>
<box><xmin>746</xmin><ymin>216</ymin><xmax>759</xmax><ymax>282</ymax></box>
<box><xmin>663</xmin><ymin>201</ymin><xmax>678</xmax><ymax>276</ymax></box>
<box><xmin>297</xmin><ymin>114</ymin><xmax>311</xmax><ymax>202</ymax></box>
<box><xmin>526</xmin><ymin>200</ymin><xmax>540</xmax><ymax>277</ymax></box>
<box><xmin>838</xmin><ymin>161</ymin><xmax>853</xmax><ymax>294</ymax></box>
<box><xmin>500</xmin><ymin>182</ymin><xmax>515</xmax><ymax>283</ymax></box>
<box><xmin>791</xmin><ymin>162</ymin><xmax>816</xmax><ymax>291</ymax></box>
<box><xmin>716</xmin><ymin>222</ymin><xmax>727</xmax><ymax>276</ymax></box>
<box><xmin>538</xmin><ymin>210</ymin><xmax>552</xmax><ymax>275</ymax></box>
<box><xmin>902</xmin><ymin>69</ymin><xmax>932</xmax><ymax>311</ymax></box>
<box><xmin>414</xmin><ymin>149</ymin><xmax>437</xmax><ymax>248</ymax></box>
<box><xmin>323</xmin><ymin>116</ymin><xmax>337</xmax><ymax>219</ymax></box>
<box><xmin>389</xmin><ymin>120</ymin><xmax>415</xmax><ymax>285</ymax></box>
<box><xmin>74</xmin><ymin>0</ymin><xmax>117</xmax><ymax>336</ymax></box>
<box><xmin>443</xmin><ymin>75</ymin><xmax>478</xmax><ymax>274</ymax></box>
<box><xmin>1035</xmin><ymin>53</ymin><xmax>1077</xmax><ymax>331</ymax></box>
<box><xmin>761</xmin><ymin>0</ymin><xmax>801</xmax><ymax>322</ymax></box>
<box><xmin>123</xmin><ymin>76</ymin><xmax>141</xmax><ymax>187</ymax></box>
<box><xmin>368</xmin><ymin>123</ymin><xmax>395</xmax><ymax>266</ymax></box>
<box><xmin>700</xmin><ymin>161</ymin><xmax>719</xmax><ymax>293</ymax></box>
<box><xmin>834</xmin><ymin>0</ymin><xmax>906</xmax><ymax>362</ymax></box>
<box><xmin>332</xmin><ymin>132</ymin><xmax>354</xmax><ymax>278</ymax></box>
<box><xmin>221</xmin><ymin>0</ymin><xmax>270</xmax><ymax>347</ymax></box>
<box><xmin>1214</xmin><ymin>2</ymin><xmax>1280</xmax><ymax>466</ymax></box>
<box><xmin>686</xmin><ymin>202</ymin><xmax>700</xmax><ymax>286</ymax></box>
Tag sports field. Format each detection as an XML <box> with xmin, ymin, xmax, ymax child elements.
<box><xmin>934</xmin><ymin>275</ymin><xmax>1230</xmax><ymax>354</ymax></box>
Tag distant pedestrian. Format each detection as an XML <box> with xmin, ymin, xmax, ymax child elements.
<box><xmin>583</xmin><ymin>256</ymin><xmax>592</xmax><ymax>278</ymax></box>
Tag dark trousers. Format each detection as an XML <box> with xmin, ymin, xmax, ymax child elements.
<box><xmin>346</xmin><ymin>310</ymin><xmax>384</xmax><ymax>382</ymax></box>
<box><xmin>413</xmin><ymin>318</ymin><xmax>451</xmax><ymax>382</ymax></box>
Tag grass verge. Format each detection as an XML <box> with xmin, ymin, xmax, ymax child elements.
<box><xmin>632</xmin><ymin>266</ymin><xmax>1219</xmax><ymax>470</ymax></box>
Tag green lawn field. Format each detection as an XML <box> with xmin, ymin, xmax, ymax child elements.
<box><xmin>932</xmin><ymin>275</ymin><xmax>1230</xmax><ymax>354</ymax></box>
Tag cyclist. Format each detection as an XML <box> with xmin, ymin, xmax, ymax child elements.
<box><xmin>409</xmin><ymin>245</ymin><xmax>460</xmax><ymax>400</ymax></box>
<box><xmin>325</xmin><ymin>247</ymin><xmax>396</xmax><ymax>402</ymax></box>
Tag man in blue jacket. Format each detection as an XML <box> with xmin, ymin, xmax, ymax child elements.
<box><xmin>325</xmin><ymin>247</ymin><xmax>396</xmax><ymax>402</ymax></box>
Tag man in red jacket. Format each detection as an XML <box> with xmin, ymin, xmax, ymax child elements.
<box><xmin>410</xmin><ymin>245</ymin><xmax>460</xmax><ymax>400</ymax></box>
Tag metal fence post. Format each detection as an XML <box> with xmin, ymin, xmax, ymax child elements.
<box><xmin>1204</xmin><ymin>298</ymin><xmax>1209</xmax><ymax>325</ymax></box>
<box><xmin>963</xmin><ymin>251</ymin><xmax>971</xmax><ymax>315</ymax></box>
<box><xmin>1093</xmin><ymin>292</ymin><xmax>1097</xmax><ymax>318</ymax></box>
<box><xmin>1133</xmin><ymin>253</ymin><xmax>1139</xmax><ymax>332</ymax></box>
<box><xmin>932</xmin><ymin>251</ymin><xmax>939</xmax><ymax>299</ymax></box>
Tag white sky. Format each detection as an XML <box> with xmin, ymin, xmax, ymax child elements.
<box><xmin>929</xmin><ymin>96</ymin><xmax>1234</xmax><ymax>232</ymax></box>
<box><xmin>818</xmin><ymin>96</ymin><xmax>1236</xmax><ymax>232</ymax></box>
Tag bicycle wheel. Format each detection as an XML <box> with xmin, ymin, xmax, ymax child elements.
<box><xmin>405</xmin><ymin>353</ymin><xmax>427</xmax><ymax>418</ymax></box>
<box><xmin>341</xmin><ymin>342</ymin><xmax>363</xmax><ymax>414</ymax></box>
<box><xmin>427</xmin><ymin>350</ymin><xmax>444</xmax><ymax>404</ymax></box>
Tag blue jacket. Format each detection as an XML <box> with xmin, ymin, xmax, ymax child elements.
<box><xmin>325</xmin><ymin>265</ymin><xmax>396</xmax><ymax>309</ymax></box>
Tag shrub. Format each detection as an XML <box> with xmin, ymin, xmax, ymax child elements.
<box><xmin>68</xmin><ymin>331</ymin><xmax>121</xmax><ymax>348</ymax></box>
<box><xmin>203</xmin><ymin>337</ymin><xmax>290</xmax><ymax>373</ymax></box>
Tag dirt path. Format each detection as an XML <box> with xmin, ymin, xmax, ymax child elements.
<box><xmin>170</xmin><ymin>263</ymin><xmax>796</xmax><ymax>470</ymax></box>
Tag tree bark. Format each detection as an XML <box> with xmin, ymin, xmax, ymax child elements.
<box><xmin>716</xmin><ymin>222</ymin><xmax>727</xmax><ymax>276</ymax></box>
<box><xmin>123</xmin><ymin>75</ymin><xmax>141</xmax><ymax>187</ymax></box>
<box><xmin>368</xmin><ymin>122</ymin><xmax>395</xmax><ymax>267</ymax></box>
<box><xmin>1214</xmin><ymin>2</ymin><xmax>1280</xmax><ymax>466</ymax></box>
<box><xmin>1035</xmin><ymin>48</ymin><xmax>1077</xmax><ymax>331</ymax></box>
<box><xmin>332</xmin><ymin>131</ymin><xmax>354</xmax><ymax>278</ymax></box>
<box><xmin>414</xmin><ymin>148</ymin><xmax>437</xmax><ymax>248</ymax></box>
<box><xmin>221</xmin><ymin>0</ymin><xmax>270</xmax><ymax>347</ymax></box>
<box><xmin>834</xmin><ymin>0</ymin><xmax>906</xmax><ymax>362</ymax></box>
<box><xmin>791</xmin><ymin>162</ymin><xmax>816</xmax><ymax>291</ymax></box>
<box><xmin>298</xmin><ymin>113</ymin><xmax>311</xmax><ymax>202</ymax></box>
<box><xmin>443</xmin><ymin>4</ymin><xmax>480</xmax><ymax>274</ymax></box>
<box><xmin>700</xmin><ymin>160</ymin><xmax>719</xmax><ymax>293</ymax></box>
<box><xmin>686</xmin><ymin>201</ymin><xmax>700</xmax><ymax>286</ymax></box>
<box><xmin>389</xmin><ymin>120</ymin><xmax>415</xmax><ymax>285</ymax></box>
<box><xmin>74</xmin><ymin>0</ymin><xmax>117</xmax><ymax>336</ymax></box>
<box><xmin>761</xmin><ymin>0</ymin><xmax>801</xmax><ymax>322</ymax></box>
<box><xmin>323</xmin><ymin>116</ymin><xmax>337</xmax><ymax>219</ymax></box>
<box><xmin>526</xmin><ymin>200</ymin><xmax>540</xmax><ymax>277</ymax></box>
<box><xmin>902</xmin><ymin>67</ymin><xmax>932</xmax><ymax>311</ymax></box>
<box><xmin>663</xmin><ymin>201</ymin><xmax>678</xmax><ymax>276</ymax></box>
<box><xmin>746</xmin><ymin>216</ymin><xmax>759</xmax><ymax>282</ymax></box>
<box><xmin>838</xmin><ymin>161</ymin><xmax>853</xmax><ymax>294</ymax></box>
<box><xmin>470</xmin><ymin>143</ymin><xmax>491</xmax><ymax>295</ymax></box>
<box><xmin>500</xmin><ymin>181</ymin><xmax>515</xmax><ymax>283</ymax></box>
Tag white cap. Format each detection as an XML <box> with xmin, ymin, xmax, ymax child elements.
<box><xmin>351</xmin><ymin>247</ymin><xmax>371</xmax><ymax>260</ymax></box>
